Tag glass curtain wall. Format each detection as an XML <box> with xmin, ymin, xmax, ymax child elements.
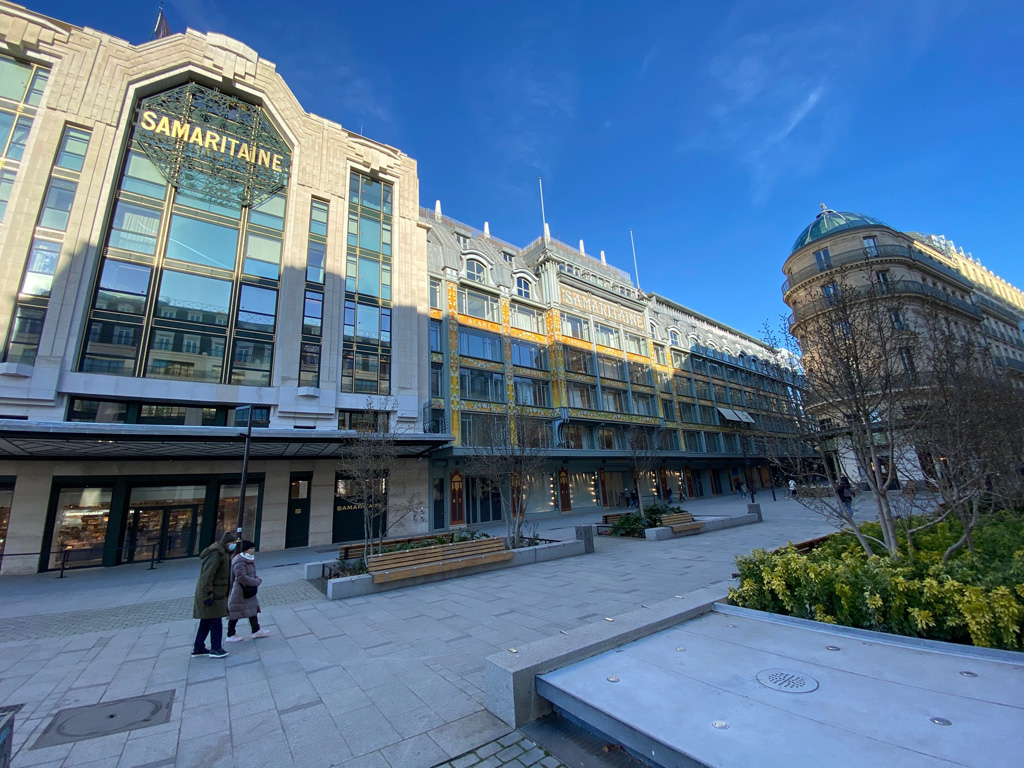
<box><xmin>342</xmin><ymin>172</ymin><xmax>392</xmax><ymax>394</ymax></box>
<box><xmin>301</xmin><ymin>199</ymin><xmax>328</xmax><ymax>386</ymax></box>
<box><xmin>78</xmin><ymin>86</ymin><xmax>286</xmax><ymax>385</ymax></box>
<box><xmin>0</xmin><ymin>55</ymin><xmax>49</xmax><ymax>224</ymax></box>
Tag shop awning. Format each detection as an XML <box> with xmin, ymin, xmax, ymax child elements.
<box><xmin>0</xmin><ymin>420</ymin><xmax>452</xmax><ymax>460</ymax></box>
<box><xmin>717</xmin><ymin>407</ymin><xmax>755</xmax><ymax>424</ymax></box>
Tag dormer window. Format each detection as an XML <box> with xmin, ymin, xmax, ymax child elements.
<box><xmin>515</xmin><ymin>277</ymin><xmax>531</xmax><ymax>299</ymax></box>
<box><xmin>454</xmin><ymin>232</ymin><xmax>468</xmax><ymax>248</ymax></box>
<box><xmin>466</xmin><ymin>260</ymin><xmax>485</xmax><ymax>284</ymax></box>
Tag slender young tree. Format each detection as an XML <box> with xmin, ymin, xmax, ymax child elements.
<box><xmin>621</xmin><ymin>423</ymin><xmax>664</xmax><ymax>519</ymax></box>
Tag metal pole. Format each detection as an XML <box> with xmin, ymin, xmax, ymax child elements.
<box><xmin>58</xmin><ymin>547</ymin><xmax>69</xmax><ymax>579</ymax></box>
<box><xmin>629</xmin><ymin>229</ymin><xmax>642</xmax><ymax>292</ymax></box>
<box><xmin>148</xmin><ymin>543</ymin><xmax>158</xmax><ymax>570</ymax></box>
<box><xmin>236</xmin><ymin>406</ymin><xmax>253</xmax><ymax>544</ymax></box>
<box><xmin>538</xmin><ymin>177</ymin><xmax>547</xmax><ymax>229</ymax></box>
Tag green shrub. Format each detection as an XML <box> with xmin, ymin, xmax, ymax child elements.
<box><xmin>611</xmin><ymin>509</ymin><xmax>668</xmax><ymax>537</ymax></box>
<box><xmin>729</xmin><ymin>516</ymin><xmax>1024</xmax><ymax>650</ymax></box>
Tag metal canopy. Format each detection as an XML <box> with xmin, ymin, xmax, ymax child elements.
<box><xmin>717</xmin><ymin>407</ymin><xmax>755</xmax><ymax>424</ymax></box>
<box><xmin>0</xmin><ymin>421</ymin><xmax>451</xmax><ymax>461</ymax></box>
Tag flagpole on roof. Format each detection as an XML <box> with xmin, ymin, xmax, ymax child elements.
<box><xmin>152</xmin><ymin>2</ymin><xmax>172</xmax><ymax>41</ymax></box>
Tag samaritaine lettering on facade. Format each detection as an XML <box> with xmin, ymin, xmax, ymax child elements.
<box><xmin>134</xmin><ymin>82</ymin><xmax>291</xmax><ymax>208</ymax></box>
<box><xmin>559</xmin><ymin>286</ymin><xmax>644</xmax><ymax>329</ymax></box>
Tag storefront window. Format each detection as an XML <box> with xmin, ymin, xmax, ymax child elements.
<box><xmin>215</xmin><ymin>482</ymin><xmax>260</xmax><ymax>543</ymax></box>
<box><xmin>51</xmin><ymin>486</ymin><xmax>113</xmax><ymax>569</ymax></box>
<box><xmin>123</xmin><ymin>484</ymin><xmax>206</xmax><ymax>562</ymax></box>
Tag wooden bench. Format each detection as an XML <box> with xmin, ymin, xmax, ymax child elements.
<box><xmin>366</xmin><ymin>537</ymin><xmax>511</xmax><ymax>584</ymax></box>
<box><xmin>595</xmin><ymin>512</ymin><xmax>626</xmax><ymax>534</ymax></box>
<box><xmin>338</xmin><ymin>533</ymin><xmax>455</xmax><ymax>562</ymax></box>
<box><xmin>659</xmin><ymin>512</ymin><xmax>703</xmax><ymax>534</ymax></box>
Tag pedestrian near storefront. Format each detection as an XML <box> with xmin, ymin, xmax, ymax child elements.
<box><xmin>630</xmin><ymin>489</ymin><xmax>639</xmax><ymax>508</ymax></box>
<box><xmin>192</xmin><ymin>531</ymin><xmax>235</xmax><ymax>658</ymax></box>
<box><xmin>226</xmin><ymin>540</ymin><xmax>271</xmax><ymax>642</ymax></box>
<box><xmin>789</xmin><ymin>478</ymin><xmax>797</xmax><ymax>498</ymax></box>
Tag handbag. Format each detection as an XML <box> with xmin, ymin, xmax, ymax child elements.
<box><xmin>242</xmin><ymin>584</ymin><xmax>258</xmax><ymax>599</ymax></box>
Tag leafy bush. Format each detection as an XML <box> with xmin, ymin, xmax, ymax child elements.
<box><xmin>729</xmin><ymin>515</ymin><xmax>1024</xmax><ymax>650</ymax></box>
<box><xmin>610</xmin><ymin>508</ymin><xmax>670</xmax><ymax>537</ymax></box>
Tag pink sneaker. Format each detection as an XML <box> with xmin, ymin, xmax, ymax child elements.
<box><xmin>225</xmin><ymin>635</ymin><xmax>244</xmax><ymax>643</ymax></box>
<box><xmin>251</xmin><ymin>629</ymin><xmax>271</xmax><ymax>639</ymax></box>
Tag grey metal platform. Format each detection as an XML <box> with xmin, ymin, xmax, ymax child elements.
<box><xmin>537</xmin><ymin>607</ymin><xmax>1024</xmax><ymax>768</ymax></box>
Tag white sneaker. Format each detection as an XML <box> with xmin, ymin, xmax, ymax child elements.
<box><xmin>225</xmin><ymin>635</ymin><xmax>244</xmax><ymax>643</ymax></box>
<box><xmin>251</xmin><ymin>629</ymin><xmax>271</xmax><ymax>639</ymax></box>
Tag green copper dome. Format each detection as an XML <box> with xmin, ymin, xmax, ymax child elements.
<box><xmin>791</xmin><ymin>206</ymin><xmax>889</xmax><ymax>254</ymax></box>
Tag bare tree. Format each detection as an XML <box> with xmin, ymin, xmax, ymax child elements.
<box><xmin>462</xmin><ymin>406</ymin><xmax>553</xmax><ymax>549</ymax></box>
<box><xmin>621</xmin><ymin>423</ymin><xmax>663</xmax><ymax>519</ymax></box>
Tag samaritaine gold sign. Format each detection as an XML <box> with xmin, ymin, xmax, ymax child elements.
<box><xmin>133</xmin><ymin>82</ymin><xmax>291</xmax><ymax>208</ymax></box>
<box><xmin>559</xmin><ymin>286</ymin><xmax>644</xmax><ymax>329</ymax></box>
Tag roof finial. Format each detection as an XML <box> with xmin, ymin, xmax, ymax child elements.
<box><xmin>819</xmin><ymin>202</ymin><xmax>827</xmax><ymax>213</ymax></box>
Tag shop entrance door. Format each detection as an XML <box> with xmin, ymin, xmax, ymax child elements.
<box><xmin>122</xmin><ymin>505</ymin><xmax>197</xmax><ymax>563</ymax></box>
<box><xmin>286</xmin><ymin>474</ymin><xmax>311</xmax><ymax>548</ymax></box>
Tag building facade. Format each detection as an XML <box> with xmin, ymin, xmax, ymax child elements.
<box><xmin>782</xmin><ymin>206</ymin><xmax>1024</xmax><ymax>481</ymax></box>
<box><xmin>0</xmin><ymin>3</ymin><xmax>801</xmax><ymax>573</ymax></box>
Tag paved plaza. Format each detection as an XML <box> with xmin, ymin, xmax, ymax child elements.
<box><xmin>0</xmin><ymin>495</ymin><xmax>855</xmax><ymax>768</ymax></box>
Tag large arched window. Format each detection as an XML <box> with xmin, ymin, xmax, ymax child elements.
<box><xmin>466</xmin><ymin>260</ymin><xmax>485</xmax><ymax>284</ymax></box>
<box><xmin>515</xmin><ymin>276</ymin><xmax>531</xmax><ymax>299</ymax></box>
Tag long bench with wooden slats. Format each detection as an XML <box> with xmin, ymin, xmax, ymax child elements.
<box><xmin>366</xmin><ymin>537</ymin><xmax>511</xmax><ymax>584</ymax></box>
<box><xmin>659</xmin><ymin>511</ymin><xmax>703</xmax><ymax>535</ymax></box>
<box><xmin>338</xmin><ymin>533</ymin><xmax>455</xmax><ymax>562</ymax></box>
<box><xmin>595</xmin><ymin>512</ymin><xmax>626</xmax><ymax>534</ymax></box>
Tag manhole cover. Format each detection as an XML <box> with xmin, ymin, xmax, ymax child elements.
<box><xmin>756</xmin><ymin>669</ymin><xmax>819</xmax><ymax>693</ymax></box>
<box><xmin>33</xmin><ymin>690</ymin><xmax>175</xmax><ymax>748</ymax></box>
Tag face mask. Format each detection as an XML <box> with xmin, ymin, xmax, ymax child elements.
<box><xmin>241</xmin><ymin>552</ymin><xmax>255</xmax><ymax>561</ymax></box>
<box><xmin>227</xmin><ymin>542</ymin><xmax>237</xmax><ymax>551</ymax></box>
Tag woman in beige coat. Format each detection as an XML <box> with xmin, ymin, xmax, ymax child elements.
<box><xmin>225</xmin><ymin>540</ymin><xmax>271</xmax><ymax>642</ymax></box>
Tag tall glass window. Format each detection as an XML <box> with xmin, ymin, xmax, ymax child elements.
<box><xmin>0</xmin><ymin>55</ymin><xmax>49</xmax><ymax>223</ymax></box>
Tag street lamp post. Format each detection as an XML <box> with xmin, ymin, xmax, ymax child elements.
<box><xmin>235</xmin><ymin>405</ymin><xmax>254</xmax><ymax>544</ymax></box>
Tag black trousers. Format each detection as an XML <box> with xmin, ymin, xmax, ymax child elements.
<box><xmin>227</xmin><ymin>616</ymin><xmax>260</xmax><ymax>636</ymax></box>
<box><xmin>193</xmin><ymin>618</ymin><xmax>223</xmax><ymax>652</ymax></box>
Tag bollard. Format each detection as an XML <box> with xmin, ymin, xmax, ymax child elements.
<box><xmin>58</xmin><ymin>547</ymin><xmax>70</xmax><ymax>578</ymax></box>
<box><xmin>575</xmin><ymin>525</ymin><xmax>595</xmax><ymax>554</ymax></box>
<box><xmin>747</xmin><ymin>503</ymin><xmax>763</xmax><ymax>522</ymax></box>
<box><xmin>148</xmin><ymin>543</ymin><xmax>158</xmax><ymax>570</ymax></box>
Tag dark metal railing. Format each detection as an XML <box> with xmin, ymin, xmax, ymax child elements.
<box><xmin>783</xmin><ymin>245</ymin><xmax>972</xmax><ymax>294</ymax></box>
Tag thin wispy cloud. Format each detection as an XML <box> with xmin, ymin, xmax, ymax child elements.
<box><xmin>639</xmin><ymin>45</ymin><xmax>660</xmax><ymax>78</ymax></box>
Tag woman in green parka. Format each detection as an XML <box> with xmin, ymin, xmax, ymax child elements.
<box><xmin>191</xmin><ymin>531</ymin><xmax>236</xmax><ymax>658</ymax></box>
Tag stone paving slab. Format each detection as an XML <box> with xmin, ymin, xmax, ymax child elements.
<box><xmin>0</xmin><ymin>496</ymin><xmax>867</xmax><ymax>768</ymax></box>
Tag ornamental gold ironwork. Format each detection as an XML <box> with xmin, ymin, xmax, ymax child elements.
<box><xmin>134</xmin><ymin>82</ymin><xmax>291</xmax><ymax>208</ymax></box>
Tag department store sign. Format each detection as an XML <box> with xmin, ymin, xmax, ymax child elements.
<box><xmin>134</xmin><ymin>82</ymin><xmax>291</xmax><ymax>208</ymax></box>
<box><xmin>559</xmin><ymin>286</ymin><xmax>644</xmax><ymax>329</ymax></box>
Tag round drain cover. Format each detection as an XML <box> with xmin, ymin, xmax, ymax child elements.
<box><xmin>55</xmin><ymin>699</ymin><xmax>163</xmax><ymax>738</ymax></box>
<box><xmin>756</xmin><ymin>669</ymin><xmax>819</xmax><ymax>693</ymax></box>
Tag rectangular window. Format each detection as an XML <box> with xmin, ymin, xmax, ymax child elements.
<box><xmin>822</xmin><ymin>282</ymin><xmax>839</xmax><ymax>305</ymax></box>
<box><xmin>38</xmin><ymin>177</ymin><xmax>77</xmax><ymax>230</ymax></box>
<box><xmin>354</xmin><ymin>303</ymin><xmax>380</xmax><ymax>343</ymax></box>
<box><xmin>634</xmin><ymin>393</ymin><xmax>657</xmax><ymax>416</ymax></box>
<box><xmin>457</xmin><ymin>287</ymin><xmax>500</xmax><ymax>322</ymax></box>
<box><xmin>430</xmin><ymin>361</ymin><xmax>443</xmax><ymax>398</ymax></box>
<box><xmin>594</xmin><ymin>323</ymin><xmax>621</xmax><ymax>349</ymax></box>
<box><xmin>67</xmin><ymin>398</ymin><xmax>129</xmax><ymax>423</ymax></box>
<box><xmin>429</xmin><ymin>319</ymin><xmax>443</xmax><ymax>352</ymax></box>
<box><xmin>55</xmin><ymin>127</ymin><xmax>90</xmax><ymax>171</ymax></box>
<box><xmin>237</xmin><ymin>285</ymin><xmax>277</xmax><ymax>332</ymax></box>
<box><xmin>0</xmin><ymin>168</ymin><xmax>15</xmax><ymax>222</ymax></box>
<box><xmin>597</xmin><ymin>355</ymin><xmax>625</xmax><ymax>381</ymax></box>
<box><xmin>429</xmin><ymin>278</ymin><xmax>441</xmax><ymax>309</ymax></box>
<box><xmin>511</xmin><ymin>339</ymin><xmax>548</xmax><ymax>370</ymax></box>
<box><xmin>20</xmin><ymin>238</ymin><xmax>61</xmax><ymax>296</ymax></box>
<box><xmin>563</xmin><ymin>424</ymin><xmax>591</xmax><ymax>450</ymax></box>
<box><xmin>564</xmin><ymin>346</ymin><xmax>594</xmax><ymax>375</ymax></box>
<box><xmin>598</xmin><ymin>427</ymin><xmax>619</xmax><ymax>450</ymax></box>
<box><xmin>654</xmin><ymin>344</ymin><xmax>667</xmax><ymax>365</ymax></box>
<box><xmin>684</xmin><ymin>431</ymin><xmax>703</xmax><ymax>452</ymax></box>
<box><xmin>458</xmin><ymin>327</ymin><xmax>503</xmax><ymax>362</ymax></box>
<box><xmin>705</xmin><ymin>432</ymin><xmax>723</xmax><ymax>452</ymax></box>
<box><xmin>459</xmin><ymin>367</ymin><xmax>505</xmax><ymax>403</ymax></box>
<box><xmin>120</xmin><ymin>151</ymin><xmax>166</xmax><ymax>199</ymax></box>
<box><xmin>678</xmin><ymin>402</ymin><xmax>697</xmax><ymax>423</ymax></box>
<box><xmin>303</xmin><ymin>291</ymin><xmax>323</xmax><ymax>336</ymax></box>
<box><xmin>510</xmin><ymin>303</ymin><xmax>541</xmax><ymax>333</ymax></box>
<box><xmin>3</xmin><ymin>304</ymin><xmax>44</xmax><ymax>364</ymax></box>
<box><xmin>243</xmin><ymin>232</ymin><xmax>282</xmax><ymax>279</ymax></box>
<box><xmin>165</xmin><ymin>214</ymin><xmax>238</xmax><ymax>270</ymax></box>
<box><xmin>94</xmin><ymin>260</ymin><xmax>150</xmax><ymax>314</ymax></box>
<box><xmin>145</xmin><ymin>331</ymin><xmax>225</xmax><ymax>383</ymax></box>
<box><xmin>80</xmin><ymin>320</ymin><xmax>140</xmax><ymax>376</ymax></box>
<box><xmin>561</xmin><ymin>313</ymin><xmax>590</xmax><ymax>341</ymax></box>
<box><xmin>460</xmin><ymin>412</ymin><xmax>504</xmax><ymax>447</ymax></box>
<box><xmin>601</xmin><ymin>388</ymin><xmax>626</xmax><ymax>413</ymax></box>
<box><xmin>156</xmin><ymin>270</ymin><xmax>232</xmax><ymax>326</ymax></box>
<box><xmin>875</xmin><ymin>270</ymin><xmax>891</xmax><ymax>293</ymax></box>
<box><xmin>813</xmin><ymin>248</ymin><xmax>832</xmax><ymax>271</ymax></box>
<box><xmin>306</xmin><ymin>240</ymin><xmax>326</xmax><ymax>284</ymax></box>
<box><xmin>310</xmin><ymin>199</ymin><xmax>329</xmax><ymax>237</ymax></box>
<box><xmin>863</xmin><ymin>236</ymin><xmax>878</xmax><ymax>256</ymax></box>
<box><xmin>624</xmin><ymin>332</ymin><xmax>646</xmax><ymax>356</ymax></box>
<box><xmin>672</xmin><ymin>350</ymin><xmax>687</xmax><ymax>369</ymax></box>
<box><xmin>249</xmin><ymin>193</ymin><xmax>286</xmax><ymax>230</ymax></box>
<box><xmin>628</xmin><ymin>361</ymin><xmax>653</xmax><ymax>387</ymax></box>
<box><xmin>50</xmin><ymin>486</ymin><xmax>113</xmax><ymax>570</ymax></box>
<box><xmin>230</xmin><ymin>339</ymin><xmax>274</xmax><ymax>386</ymax></box>
<box><xmin>299</xmin><ymin>342</ymin><xmax>320</xmax><ymax>387</ymax></box>
<box><xmin>566</xmin><ymin>382</ymin><xmax>597</xmax><ymax>409</ymax></box>
<box><xmin>513</xmin><ymin>376</ymin><xmax>551</xmax><ymax>407</ymax></box>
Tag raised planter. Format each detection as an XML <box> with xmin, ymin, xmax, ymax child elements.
<box><xmin>319</xmin><ymin>538</ymin><xmax>586</xmax><ymax>600</ymax></box>
<box><xmin>641</xmin><ymin>512</ymin><xmax>761</xmax><ymax>540</ymax></box>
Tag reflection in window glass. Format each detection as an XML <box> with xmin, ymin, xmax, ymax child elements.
<box><xmin>5</xmin><ymin>116</ymin><xmax>33</xmax><ymax>161</ymax></box>
<box><xmin>156</xmin><ymin>270</ymin><xmax>232</xmax><ymax>326</ymax></box>
<box><xmin>358</xmin><ymin>215</ymin><xmax>381</xmax><ymax>252</ymax></box>
<box><xmin>359</xmin><ymin>176</ymin><xmax>382</xmax><ymax>211</ymax></box>
<box><xmin>55</xmin><ymin>128</ymin><xmax>90</xmax><ymax>171</ymax></box>
<box><xmin>303</xmin><ymin>291</ymin><xmax>322</xmax><ymax>336</ymax></box>
<box><xmin>67</xmin><ymin>398</ymin><xmax>129</xmax><ymax>423</ymax></box>
<box><xmin>120</xmin><ymin>151</ymin><xmax>167</xmax><ymax>199</ymax></box>
<box><xmin>231</xmin><ymin>339</ymin><xmax>273</xmax><ymax>386</ymax></box>
<box><xmin>108</xmin><ymin>201</ymin><xmax>161</xmax><ymax>254</ymax></box>
<box><xmin>215</xmin><ymin>483</ymin><xmax>259</xmax><ymax>543</ymax></box>
<box><xmin>38</xmin><ymin>177</ymin><xmax>77</xmax><ymax>230</ymax></box>
<box><xmin>25</xmin><ymin>68</ymin><xmax>48</xmax><ymax>107</ymax></box>
<box><xmin>95</xmin><ymin>260</ymin><xmax>150</xmax><ymax>314</ymax></box>
<box><xmin>0</xmin><ymin>169</ymin><xmax>16</xmax><ymax>222</ymax></box>
<box><xmin>237</xmin><ymin>285</ymin><xmax>277</xmax><ymax>332</ymax></box>
<box><xmin>249</xmin><ymin>193</ymin><xmax>286</xmax><ymax>229</ymax></box>
<box><xmin>310</xmin><ymin>199</ymin><xmax>329</xmax><ymax>236</ymax></box>
<box><xmin>175</xmin><ymin>187</ymin><xmax>241</xmax><ymax>218</ymax></box>
<box><xmin>243</xmin><ymin>232</ymin><xmax>281</xmax><ymax>278</ymax></box>
<box><xmin>81</xmin><ymin>320</ymin><xmax>140</xmax><ymax>376</ymax></box>
<box><xmin>3</xmin><ymin>305</ymin><xmax>44</xmax><ymax>364</ymax></box>
<box><xmin>355</xmin><ymin>304</ymin><xmax>380</xmax><ymax>342</ymax></box>
<box><xmin>146</xmin><ymin>330</ymin><xmax>225</xmax><ymax>382</ymax></box>
<box><xmin>166</xmin><ymin>214</ymin><xmax>239</xmax><ymax>270</ymax></box>
<box><xmin>299</xmin><ymin>342</ymin><xmax>320</xmax><ymax>387</ymax></box>
<box><xmin>51</xmin><ymin>486</ymin><xmax>113</xmax><ymax>569</ymax></box>
<box><xmin>306</xmin><ymin>240</ymin><xmax>325</xmax><ymax>283</ymax></box>
<box><xmin>21</xmin><ymin>239</ymin><xmax>61</xmax><ymax>296</ymax></box>
<box><xmin>0</xmin><ymin>57</ymin><xmax>33</xmax><ymax>101</ymax></box>
<box><xmin>357</xmin><ymin>256</ymin><xmax>380</xmax><ymax>296</ymax></box>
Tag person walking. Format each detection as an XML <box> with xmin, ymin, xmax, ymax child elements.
<box><xmin>836</xmin><ymin>476</ymin><xmax>856</xmax><ymax>516</ymax></box>
<box><xmin>225</xmin><ymin>540</ymin><xmax>271</xmax><ymax>642</ymax></box>
<box><xmin>630</xmin><ymin>488</ymin><xmax>638</xmax><ymax>508</ymax></box>
<box><xmin>735</xmin><ymin>479</ymin><xmax>744</xmax><ymax>497</ymax></box>
<box><xmin>789</xmin><ymin>478</ymin><xmax>797</xmax><ymax>498</ymax></box>
<box><xmin>192</xmin><ymin>531</ymin><xmax>235</xmax><ymax>658</ymax></box>
<box><xmin>666</xmin><ymin>486</ymin><xmax>674</xmax><ymax>504</ymax></box>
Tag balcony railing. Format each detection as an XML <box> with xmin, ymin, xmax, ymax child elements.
<box><xmin>782</xmin><ymin>245</ymin><xmax>971</xmax><ymax>295</ymax></box>
<box><xmin>994</xmin><ymin>355</ymin><xmax>1024</xmax><ymax>373</ymax></box>
<box><xmin>789</xmin><ymin>280</ymin><xmax>984</xmax><ymax>326</ymax></box>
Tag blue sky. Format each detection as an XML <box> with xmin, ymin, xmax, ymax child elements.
<box><xmin>32</xmin><ymin>0</ymin><xmax>1024</xmax><ymax>339</ymax></box>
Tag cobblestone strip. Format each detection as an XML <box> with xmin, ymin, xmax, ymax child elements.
<box><xmin>0</xmin><ymin>578</ymin><xmax>325</xmax><ymax>641</ymax></box>
<box><xmin>434</xmin><ymin>732</ymin><xmax>568</xmax><ymax>768</ymax></box>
